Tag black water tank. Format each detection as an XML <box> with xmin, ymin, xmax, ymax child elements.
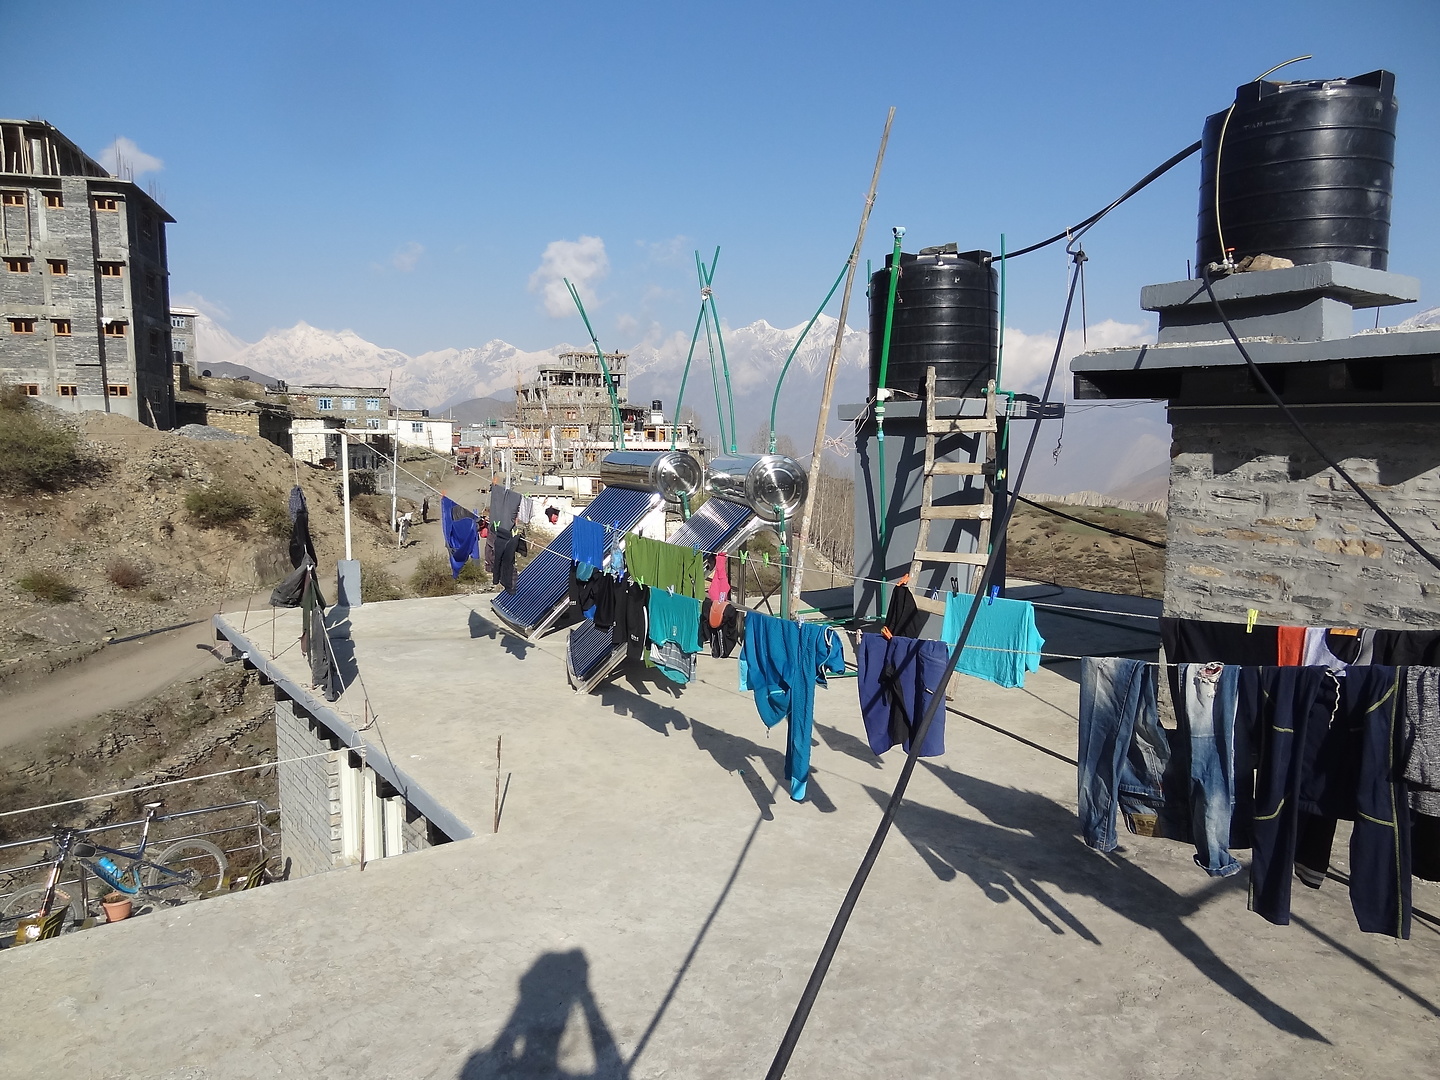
<box><xmin>1197</xmin><ymin>69</ymin><xmax>1398</xmax><ymax>271</ymax></box>
<box><xmin>868</xmin><ymin>246</ymin><xmax>997</xmax><ymax>400</ymax></box>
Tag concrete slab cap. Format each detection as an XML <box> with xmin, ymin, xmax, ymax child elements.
<box><xmin>2</xmin><ymin>593</ymin><xmax>1438</xmax><ymax>1078</ymax></box>
<box><xmin>1141</xmin><ymin>263</ymin><xmax>1421</xmax><ymax>313</ymax></box>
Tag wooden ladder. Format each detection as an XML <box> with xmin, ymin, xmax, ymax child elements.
<box><xmin>907</xmin><ymin>367</ymin><xmax>998</xmax><ymax>617</ymax></box>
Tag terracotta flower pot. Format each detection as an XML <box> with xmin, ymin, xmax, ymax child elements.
<box><xmin>101</xmin><ymin>893</ymin><xmax>132</xmax><ymax>923</ymax></box>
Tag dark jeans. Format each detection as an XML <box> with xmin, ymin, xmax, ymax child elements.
<box><xmin>1247</xmin><ymin>665</ymin><xmax>1411</xmax><ymax>938</ymax></box>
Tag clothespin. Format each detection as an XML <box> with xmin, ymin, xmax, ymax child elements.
<box><xmin>987</xmin><ymin>586</ymin><xmax>999</xmax><ymax>606</ymax></box>
<box><xmin>951</xmin><ymin>576</ymin><xmax>959</xmax><ymax>593</ymax></box>
<box><xmin>1245</xmin><ymin>609</ymin><xmax>1259</xmax><ymax>634</ymax></box>
<box><xmin>763</xmin><ymin>552</ymin><xmax>770</xmax><ymax>566</ymax></box>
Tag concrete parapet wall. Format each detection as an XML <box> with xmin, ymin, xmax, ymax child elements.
<box><xmin>1165</xmin><ymin>419</ymin><xmax>1440</xmax><ymax>626</ymax></box>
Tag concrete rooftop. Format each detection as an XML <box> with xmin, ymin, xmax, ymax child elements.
<box><xmin>2</xmin><ymin>592</ymin><xmax>1438</xmax><ymax>1078</ymax></box>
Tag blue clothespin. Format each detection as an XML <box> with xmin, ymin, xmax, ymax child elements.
<box><xmin>987</xmin><ymin>586</ymin><xmax>999</xmax><ymax>606</ymax></box>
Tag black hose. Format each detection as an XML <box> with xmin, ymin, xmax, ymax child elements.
<box><xmin>1013</xmin><ymin>494</ymin><xmax>1166</xmax><ymax>549</ymax></box>
<box><xmin>1198</xmin><ymin>273</ymin><xmax>1440</xmax><ymax>574</ymax></box>
<box><xmin>1002</xmin><ymin>140</ymin><xmax>1202</xmax><ymax>261</ymax></box>
<box><xmin>764</xmin><ymin>252</ymin><xmax>1087</xmax><ymax>1079</ymax></box>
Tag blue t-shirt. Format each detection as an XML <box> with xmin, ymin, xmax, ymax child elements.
<box><xmin>941</xmin><ymin>592</ymin><xmax>1045</xmax><ymax>689</ymax></box>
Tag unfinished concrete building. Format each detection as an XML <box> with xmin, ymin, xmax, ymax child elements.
<box><xmin>515</xmin><ymin>350</ymin><xmax>629</xmax><ymax>437</ymax></box>
<box><xmin>0</xmin><ymin>120</ymin><xmax>175</xmax><ymax>427</ymax></box>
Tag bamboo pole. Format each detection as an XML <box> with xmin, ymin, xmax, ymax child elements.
<box><xmin>788</xmin><ymin>107</ymin><xmax>895</xmax><ymax>617</ymax></box>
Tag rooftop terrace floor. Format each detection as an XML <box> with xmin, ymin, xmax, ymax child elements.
<box><xmin>2</xmin><ymin>593</ymin><xmax>1437</xmax><ymax>1078</ymax></box>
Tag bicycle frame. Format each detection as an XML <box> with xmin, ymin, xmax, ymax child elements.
<box><xmin>35</xmin><ymin>805</ymin><xmax>187</xmax><ymax>911</ymax></box>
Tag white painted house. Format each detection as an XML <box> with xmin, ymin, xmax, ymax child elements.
<box><xmin>390</xmin><ymin>408</ymin><xmax>454</xmax><ymax>455</ymax></box>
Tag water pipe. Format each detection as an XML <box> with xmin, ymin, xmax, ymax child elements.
<box><xmin>769</xmin><ymin>261</ymin><xmax>849</xmax><ymax>452</ymax></box>
<box><xmin>777</xmin><ymin>504</ymin><xmax>790</xmax><ymax>621</ymax></box>
<box><xmin>671</xmin><ymin>249</ymin><xmax>721</xmax><ymax>451</ymax></box>
<box><xmin>701</xmin><ymin>300</ymin><xmax>728</xmax><ymax>454</ymax></box>
<box><xmin>700</xmin><ymin>247</ymin><xmax>739</xmax><ymax>453</ymax></box>
<box><xmin>995</xmin><ymin>233</ymin><xmax>1006</xmax><ymax>391</ymax></box>
<box><xmin>874</xmin><ymin>226</ymin><xmax>905</xmax><ymax>603</ymax></box>
<box><xmin>564</xmin><ymin>279</ymin><xmax>623</xmax><ymax>450</ymax></box>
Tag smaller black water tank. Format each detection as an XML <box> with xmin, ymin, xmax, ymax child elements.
<box><xmin>868</xmin><ymin>246</ymin><xmax>997</xmax><ymax>400</ymax></box>
<box><xmin>1197</xmin><ymin>69</ymin><xmax>1398</xmax><ymax>271</ymax></box>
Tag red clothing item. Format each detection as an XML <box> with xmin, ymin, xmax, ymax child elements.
<box><xmin>1277</xmin><ymin>625</ymin><xmax>1306</xmax><ymax>666</ymax></box>
<box><xmin>707</xmin><ymin>551</ymin><xmax>730</xmax><ymax>603</ymax></box>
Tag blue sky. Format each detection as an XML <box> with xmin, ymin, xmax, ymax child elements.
<box><xmin>10</xmin><ymin>0</ymin><xmax>1439</xmax><ymax>355</ymax></box>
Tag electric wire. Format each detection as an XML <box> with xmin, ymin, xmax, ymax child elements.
<box><xmin>1198</xmin><ymin>273</ymin><xmax>1440</xmax><ymax>574</ymax></box>
<box><xmin>765</xmin><ymin>249</ymin><xmax>1086</xmax><ymax>1079</ymax></box>
<box><xmin>1002</xmin><ymin>140</ymin><xmax>1203</xmax><ymax>261</ymax></box>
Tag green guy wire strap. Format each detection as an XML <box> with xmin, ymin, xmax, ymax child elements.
<box><xmin>770</xmin><ymin>262</ymin><xmax>849</xmax><ymax>452</ymax></box>
<box><xmin>670</xmin><ymin>301</ymin><xmax>710</xmax><ymax>450</ymax></box>
<box><xmin>564</xmin><ymin>279</ymin><xmax>623</xmax><ymax>450</ymax></box>
<box><xmin>700</xmin><ymin>247</ymin><xmax>738</xmax><ymax>454</ymax></box>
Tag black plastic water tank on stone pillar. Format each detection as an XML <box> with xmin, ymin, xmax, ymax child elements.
<box><xmin>1197</xmin><ymin>69</ymin><xmax>1398</xmax><ymax>272</ymax></box>
<box><xmin>868</xmin><ymin>246</ymin><xmax>997</xmax><ymax>400</ymax></box>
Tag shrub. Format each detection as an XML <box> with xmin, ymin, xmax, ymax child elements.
<box><xmin>106</xmin><ymin>558</ymin><xmax>150</xmax><ymax>590</ymax></box>
<box><xmin>457</xmin><ymin>560</ymin><xmax>488</xmax><ymax>587</ymax></box>
<box><xmin>362</xmin><ymin>567</ymin><xmax>406</xmax><ymax>602</ymax></box>
<box><xmin>409</xmin><ymin>553</ymin><xmax>459</xmax><ymax>597</ymax></box>
<box><xmin>257</xmin><ymin>499</ymin><xmax>292</xmax><ymax>538</ymax></box>
<box><xmin>185</xmin><ymin>485</ymin><xmax>254</xmax><ymax>528</ymax></box>
<box><xmin>0</xmin><ymin>385</ymin><xmax>105</xmax><ymax>495</ymax></box>
<box><xmin>18</xmin><ymin>569</ymin><xmax>79</xmax><ymax>603</ymax></box>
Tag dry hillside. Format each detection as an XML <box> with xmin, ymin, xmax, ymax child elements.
<box><xmin>1006</xmin><ymin>500</ymin><xmax>1167</xmax><ymax>597</ymax></box>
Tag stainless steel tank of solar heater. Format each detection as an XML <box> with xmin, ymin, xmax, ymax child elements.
<box><xmin>597</xmin><ymin>450</ymin><xmax>703</xmax><ymax>504</ymax></box>
<box><xmin>704</xmin><ymin>454</ymin><xmax>808</xmax><ymax>524</ymax></box>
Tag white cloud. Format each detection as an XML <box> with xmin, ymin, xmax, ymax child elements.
<box><xmin>391</xmin><ymin>241</ymin><xmax>424</xmax><ymax>272</ymax></box>
<box><xmin>171</xmin><ymin>291</ymin><xmax>230</xmax><ymax>322</ymax></box>
<box><xmin>998</xmin><ymin>318</ymin><xmax>1151</xmax><ymax>393</ymax></box>
<box><xmin>97</xmin><ymin>136</ymin><xmax>163</xmax><ymax>180</ymax></box>
<box><xmin>637</xmin><ymin>234</ymin><xmax>691</xmax><ymax>266</ymax></box>
<box><xmin>614</xmin><ymin>313</ymin><xmax>639</xmax><ymax>336</ymax></box>
<box><xmin>529</xmin><ymin>235</ymin><xmax>609</xmax><ymax>318</ymax></box>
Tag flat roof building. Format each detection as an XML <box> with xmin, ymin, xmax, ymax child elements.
<box><xmin>0</xmin><ymin>120</ymin><xmax>176</xmax><ymax>427</ymax></box>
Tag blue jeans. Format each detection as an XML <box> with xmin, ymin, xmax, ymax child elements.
<box><xmin>1181</xmin><ymin>663</ymin><xmax>1242</xmax><ymax>877</ymax></box>
<box><xmin>1078</xmin><ymin>657</ymin><xmax>1183</xmax><ymax>851</ymax></box>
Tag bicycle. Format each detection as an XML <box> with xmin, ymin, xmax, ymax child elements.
<box><xmin>1</xmin><ymin>802</ymin><xmax>228</xmax><ymax>942</ymax></box>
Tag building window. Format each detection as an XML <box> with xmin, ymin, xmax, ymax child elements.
<box><xmin>317</xmin><ymin>397</ymin><xmax>333</xmax><ymax>410</ymax></box>
<box><xmin>48</xmin><ymin>259</ymin><xmax>67</xmax><ymax>275</ymax></box>
<box><xmin>43</xmin><ymin>192</ymin><xmax>62</xmax><ymax>209</ymax></box>
<box><xmin>411</xmin><ymin>422</ymin><xmax>425</xmax><ymax>433</ymax></box>
<box><xmin>53</xmin><ymin>318</ymin><xmax>71</xmax><ymax>336</ymax></box>
<box><xmin>99</xmin><ymin>262</ymin><xmax>124</xmax><ymax>277</ymax></box>
<box><xmin>58</xmin><ymin>385</ymin><xmax>78</xmax><ymax>396</ymax></box>
<box><xmin>20</xmin><ymin>384</ymin><xmax>40</xmax><ymax>396</ymax></box>
<box><xmin>365</xmin><ymin>397</ymin><xmax>380</xmax><ymax>411</ymax></box>
<box><xmin>5</xmin><ymin>257</ymin><xmax>31</xmax><ymax>273</ymax></box>
<box><xmin>366</xmin><ymin>418</ymin><xmax>382</xmax><ymax>430</ymax></box>
<box><xmin>93</xmin><ymin>196</ymin><xmax>118</xmax><ymax>211</ymax></box>
<box><xmin>341</xmin><ymin>397</ymin><xmax>357</xmax><ymax>410</ymax></box>
<box><xmin>1</xmin><ymin>191</ymin><xmax>24</xmax><ymax>207</ymax></box>
<box><xmin>170</xmin><ymin>315</ymin><xmax>186</xmax><ymax>329</ymax></box>
<box><xmin>9</xmin><ymin>317</ymin><xmax>36</xmax><ymax>333</ymax></box>
<box><xmin>103</xmin><ymin>320</ymin><xmax>126</xmax><ymax>336</ymax></box>
<box><xmin>107</xmin><ymin>384</ymin><xmax>130</xmax><ymax>397</ymax></box>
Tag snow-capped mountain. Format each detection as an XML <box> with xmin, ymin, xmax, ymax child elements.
<box><xmin>191</xmin><ymin>312</ymin><xmax>1167</xmax><ymax>493</ymax></box>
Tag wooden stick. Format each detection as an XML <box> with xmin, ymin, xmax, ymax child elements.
<box><xmin>789</xmin><ymin>108</ymin><xmax>895</xmax><ymax>616</ymax></box>
<box><xmin>493</xmin><ymin>735</ymin><xmax>502</xmax><ymax>833</ymax></box>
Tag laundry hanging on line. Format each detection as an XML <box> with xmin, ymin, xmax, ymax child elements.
<box><xmin>570</xmin><ymin>516</ymin><xmax>607</xmax><ymax>571</ymax></box>
<box><xmin>857</xmin><ymin>632</ymin><xmax>949</xmax><ymax>758</ymax></box>
<box><xmin>624</xmin><ymin>534</ymin><xmax>704</xmax><ymax>600</ymax></box>
<box><xmin>440</xmin><ymin>496</ymin><xmax>481</xmax><ymax>579</ymax></box>
<box><xmin>1078</xmin><ymin>656</ymin><xmax>1439</xmax><ymax>939</ymax></box>
<box><xmin>742</xmin><ymin>612</ymin><xmax>846</xmax><ymax>802</ymax></box>
<box><xmin>940</xmin><ymin>591</ymin><xmax>1045</xmax><ymax>689</ymax></box>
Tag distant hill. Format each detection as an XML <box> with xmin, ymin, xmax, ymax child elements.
<box><xmin>443</xmin><ymin>396</ymin><xmax>513</xmax><ymax>425</ymax></box>
<box><xmin>1107</xmin><ymin>462</ymin><xmax>1169</xmax><ymax>505</ymax></box>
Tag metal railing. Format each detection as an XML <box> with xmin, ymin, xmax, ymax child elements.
<box><xmin>0</xmin><ymin>800</ymin><xmax>280</xmax><ymax>914</ymax></box>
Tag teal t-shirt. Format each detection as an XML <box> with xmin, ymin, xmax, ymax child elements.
<box><xmin>941</xmin><ymin>592</ymin><xmax>1045</xmax><ymax>688</ymax></box>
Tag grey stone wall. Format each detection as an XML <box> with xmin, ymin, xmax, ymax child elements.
<box><xmin>275</xmin><ymin>699</ymin><xmax>341</xmax><ymax>879</ymax></box>
<box><xmin>1165</xmin><ymin>419</ymin><xmax>1440</xmax><ymax>626</ymax></box>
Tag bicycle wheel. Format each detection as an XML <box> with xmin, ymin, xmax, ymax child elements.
<box><xmin>144</xmin><ymin>840</ymin><xmax>228</xmax><ymax>901</ymax></box>
<box><xmin>1</xmin><ymin>883</ymin><xmax>87</xmax><ymax>937</ymax></box>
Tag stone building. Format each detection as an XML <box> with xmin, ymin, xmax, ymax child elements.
<box><xmin>0</xmin><ymin>119</ymin><xmax>175</xmax><ymax>426</ymax></box>
<box><xmin>169</xmin><ymin>305</ymin><xmax>199</xmax><ymax>370</ymax></box>
<box><xmin>1072</xmin><ymin>263</ymin><xmax>1440</xmax><ymax>627</ymax></box>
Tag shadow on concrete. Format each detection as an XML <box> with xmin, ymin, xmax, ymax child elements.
<box><xmin>814</xmin><ymin>721</ymin><xmax>885</xmax><ymax>770</ymax></box>
<box><xmin>688</xmin><ymin>719</ymin><xmax>837</xmax><ymax>817</ymax></box>
<box><xmin>598</xmin><ymin>669</ymin><xmax>690</xmax><ymax>737</ymax></box>
<box><xmin>872</xmin><ymin>761</ymin><xmax>1329</xmax><ymax>1042</ymax></box>
<box><xmin>467</xmin><ymin>608</ymin><xmax>532</xmax><ymax>661</ymax></box>
<box><xmin>459</xmin><ymin>949</ymin><xmax>626</xmax><ymax>1079</ymax></box>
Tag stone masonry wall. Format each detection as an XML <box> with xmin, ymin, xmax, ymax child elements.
<box><xmin>275</xmin><ymin>699</ymin><xmax>341</xmax><ymax>879</ymax></box>
<box><xmin>1165</xmin><ymin>420</ymin><xmax>1440</xmax><ymax>627</ymax></box>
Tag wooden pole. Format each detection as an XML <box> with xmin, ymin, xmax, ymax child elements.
<box><xmin>493</xmin><ymin>735</ymin><xmax>503</xmax><ymax>833</ymax></box>
<box><xmin>789</xmin><ymin>108</ymin><xmax>895</xmax><ymax>617</ymax></box>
